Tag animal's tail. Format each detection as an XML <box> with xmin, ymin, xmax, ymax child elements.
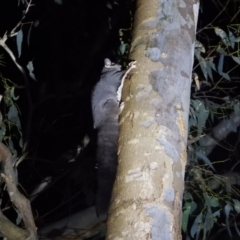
<box><xmin>96</xmin><ymin>122</ymin><xmax>119</xmax><ymax>217</ymax></box>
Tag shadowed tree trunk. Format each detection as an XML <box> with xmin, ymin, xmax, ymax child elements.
<box><xmin>107</xmin><ymin>0</ymin><xmax>199</xmax><ymax>239</ymax></box>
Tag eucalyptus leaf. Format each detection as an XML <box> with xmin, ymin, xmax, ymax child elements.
<box><xmin>119</xmin><ymin>42</ymin><xmax>126</xmax><ymax>55</ymax></box>
<box><xmin>214</xmin><ymin>27</ymin><xmax>230</xmax><ymax>46</ymax></box>
<box><xmin>182</xmin><ymin>202</ymin><xmax>191</xmax><ymax>232</ymax></box>
<box><xmin>225</xmin><ymin>203</ymin><xmax>233</xmax><ymax>238</ymax></box>
<box><xmin>7</xmin><ymin>105</ymin><xmax>18</xmax><ymax>122</ymax></box>
<box><xmin>190</xmin><ymin>201</ymin><xmax>197</xmax><ymax>214</ymax></box>
<box><xmin>234</xmin><ymin>101</ymin><xmax>240</xmax><ymax>116</ymax></box>
<box><xmin>196</xmin><ymin>105</ymin><xmax>209</xmax><ymax>135</ymax></box>
<box><xmin>216</xmin><ymin>47</ymin><xmax>227</xmax><ymax>55</ymax></box>
<box><xmin>10</xmin><ymin>87</ymin><xmax>19</xmax><ymax>100</ymax></box>
<box><xmin>204</xmin><ymin>212</ymin><xmax>214</xmax><ymax>231</ymax></box>
<box><xmin>217</xmin><ymin>54</ymin><xmax>224</xmax><ymax>74</ymax></box>
<box><xmin>195</xmin><ymin>41</ymin><xmax>206</xmax><ymax>53</ymax></box>
<box><xmin>232</xmin><ymin>56</ymin><xmax>240</xmax><ymax>65</ymax></box>
<box><xmin>206</xmin><ymin>61</ymin><xmax>213</xmax><ymax>81</ymax></box>
<box><xmin>233</xmin><ymin>37</ymin><xmax>240</xmax><ymax>42</ymax></box>
<box><xmin>199</xmin><ymin>59</ymin><xmax>208</xmax><ymax>80</ymax></box>
<box><xmin>224</xmin><ymin>203</ymin><xmax>233</xmax><ymax>217</ymax></box>
<box><xmin>233</xmin><ymin>199</ymin><xmax>240</xmax><ymax>213</ymax></box>
<box><xmin>219</xmin><ymin>72</ymin><xmax>230</xmax><ymax>81</ymax></box>
<box><xmin>196</xmin><ymin>151</ymin><xmax>215</xmax><ymax>171</ymax></box>
<box><xmin>191</xmin><ymin>213</ymin><xmax>203</xmax><ymax>238</ymax></box>
<box><xmin>208</xmin><ymin>59</ymin><xmax>216</xmax><ymax>71</ymax></box>
<box><xmin>209</xmin><ymin>196</ymin><xmax>219</xmax><ymax>207</ymax></box>
<box><xmin>228</xmin><ymin>31</ymin><xmax>235</xmax><ymax>48</ymax></box>
<box><xmin>16</xmin><ymin>30</ymin><xmax>23</xmax><ymax>58</ymax></box>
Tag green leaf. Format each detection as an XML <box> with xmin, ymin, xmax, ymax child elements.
<box><xmin>16</xmin><ymin>30</ymin><xmax>23</xmax><ymax>58</ymax></box>
<box><xmin>225</xmin><ymin>203</ymin><xmax>233</xmax><ymax>238</ymax></box>
<box><xmin>208</xmin><ymin>59</ymin><xmax>216</xmax><ymax>71</ymax></box>
<box><xmin>191</xmin><ymin>100</ymin><xmax>209</xmax><ymax>135</ymax></box>
<box><xmin>224</xmin><ymin>203</ymin><xmax>233</xmax><ymax>218</ymax></box>
<box><xmin>194</xmin><ymin>53</ymin><xmax>208</xmax><ymax>80</ymax></box>
<box><xmin>233</xmin><ymin>199</ymin><xmax>240</xmax><ymax>213</ymax></box>
<box><xmin>191</xmin><ymin>213</ymin><xmax>203</xmax><ymax>238</ymax></box>
<box><xmin>206</xmin><ymin>61</ymin><xmax>213</xmax><ymax>81</ymax></box>
<box><xmin>182</xmin><ymin>201</ymin><xmax>197</xmax><ymax>232</ymax></box>
<box><xmin>209</xmin><ymin>196</ymin><xmax>219</xmax><ymax>207</ymax></box>
<box><xmin>234</xmin><ymin>101</ymin><xmax>240</xmax><ymax>116</ymax></box>
<box><xmin>7</xmin><ymin>105</ymin><xmax>18</xmax><ymax>122</ymax></box>
<box><xmin>232</xmin><ymin>56</ymin><xmax>240</xmax><ymax>65</ymax></box>
<box><xmin>195</xmin><ymin>41</ymin><xmax>206</xmax><ymax>53</ymax></box>
<box><xmin>204</xmin><ymin>212</ymin><xmax>214</xmax><ymax>231</ymax></box>
<box><xmin>228</xmin><ymin>31</ymin><xmax>235</xmax><ymax>48</ymax></box>
<box><xmin>196</xmin><ymin>151</ymin><xmax>215</xmax><ymax>171</ymax></box>
<box><xmin>190</xmin><ymin>201</ymin><xmax>197</xmax><ymax>214</ymax></box>
<box><xmin>10</xmin><ymin>87</ymin><xmax>19</xmax><ymax>100</ymax></box>
<box><xmin>119</xmin><ymin>42</ymin><xmax>126</xmax><ymax>55</ymax></box>
<box><xmin>217</xmin><ymin>54</ymin><xmax>224</xmax><ymax>74</ymax></box>
<box><xmin>233</xmin><ymin>37</ymin><xmax>240</xmax><ymax>42</ymax></box>
<box><xmin>199</xmin><ymin>59</ymin><xmax>208</xmax><ymax>80</ymax></box>
<box><xmin>182</xmin><ymin>202</ymin><xmax>191</xmax><ymax>232</ymax></box>
<box><xmin>214</xmin><ymin>27</ymin><xmax>230</xmax><ymax>46</ymax></box>
<box><xmin>219</xmin><ymin>72</ymin><xmax>230</xmax><ymax>81</ymax></box>
<box><xmin>196</xmin><ymin>106</ymin><xmax>209</xmax><ymax>135</ymax></box>
<box><xmin>188</xmin><ymin>117</ymin><xmax>195</xmax><ymax>129</ymax></box>
<box><xmin>216</xmin><ymin>47</ymin><xmax>227</xmax><ymax>55</ymax></box>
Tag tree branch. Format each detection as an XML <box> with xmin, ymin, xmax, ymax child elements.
<box><xmin>0</xmin><ymin>142</ymin><xmax>38</xmax><ymax>239</ymax></box>
<box><xmin>0</xmin><ymin>210</ymin><xmax>29</xmax><ymax>240</ymax></box>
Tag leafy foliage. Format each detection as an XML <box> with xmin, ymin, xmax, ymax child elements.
<box><xmin>0</xmin><ymin>74</ymin><xmax>22</xmax><ymax>160</ymax></box>
<box><xmin>184</xmin><ymin>6</ymin><xmax>240</xmax><ymax>238</ymax></box>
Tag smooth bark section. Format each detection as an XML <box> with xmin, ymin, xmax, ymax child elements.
<box><xmin>107</xmin><ymin>0</ymin><xmax>198</xmax><ymax>239</ymax></box>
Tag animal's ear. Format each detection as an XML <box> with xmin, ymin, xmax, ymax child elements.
<box><xmin>104</xmin><ymin>58</ymin><xmax>111</xmax><ymax>67</ymax></box>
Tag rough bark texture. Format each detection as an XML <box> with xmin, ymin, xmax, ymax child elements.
<box><xmin>106</xmin><ymin>0</ymin><xmax>199</xmax><ymax>239</ymax></box>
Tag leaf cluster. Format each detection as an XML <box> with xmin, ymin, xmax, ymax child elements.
<box><xmin>184</xmin><ymin>20</ymin><xmax>240</xmax><ymax>240</ymax></box>
<box><xmin>0</xmin><ymin>74</ymin><xmax>22</xmax><ymax>161</ymax></box>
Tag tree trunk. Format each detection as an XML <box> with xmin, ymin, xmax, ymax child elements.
<box><xmin>107</xmin><ymin>0</ymin><xmax>199</xmax><ymax>239</ymax></box>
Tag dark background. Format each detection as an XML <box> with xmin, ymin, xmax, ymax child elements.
<box><xmin>0</xmin><ymin>0</ymin><xmax>134</xmax><ymax>227</ymax></box>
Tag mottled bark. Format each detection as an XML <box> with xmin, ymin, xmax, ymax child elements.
<box><xmin>107</xmin><ymin>0</ymin><xmax>199</xmax><ymax>239</ymax></box>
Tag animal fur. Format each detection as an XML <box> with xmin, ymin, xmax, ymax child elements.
<box><xmin>91</xmin><ymin>58</ymin><xmax>136</xmax><ymax>216</ymax></box>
